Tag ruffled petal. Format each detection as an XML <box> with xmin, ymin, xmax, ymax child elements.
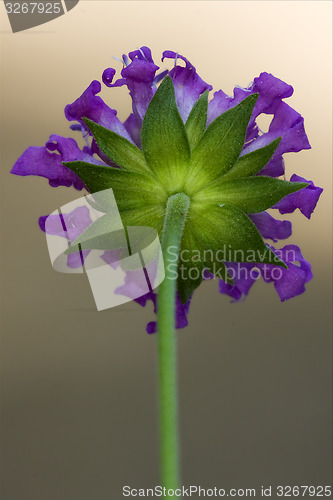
<box><xmin>39</xmin><ymin>206</ymin><xmax>92</xmax><ymax>269</ymax></box>
<box><xmin>65</xmin><ymin>80</ymin><xmax>133</xmax><ymax>141</ymax></box>
<box><xmin>249</xmin><ymin>212</ymin><xmax>292</xmax><ymax>242</ymax></box>
<box><xmin>273</xmin><ymin>174</ymin><xmax>323</xmax><ymax>219</ymax></box>
<box><xmin>260</xmin><ymin>244</ymin><xmax>313</xmax><ymax>301</ymax></box>
<box><xmin>251</xmin><ymin>72</ymin><xmax>294</xmax><ymax>115</ymax></box>
<box><xmin>162</xmin><ymin>50</ymin><xmax>212</xmax><ymax>122</ymax></box>
<box><xmin>10</xmin><ymin>135</ymin><xmax>104</xmax><ymax>189</ymax></box>
<box><xmin>120</xmin><ymin>59</ymin><xmax>160</xmax><ymax>120</ymax></box>
<box><xmin>241</xmin><ymin>101</ymin><xmax>311</xmax><ymax>158</ymax></box>
<box><xmin>102</xmin><ymin>46</ymin><xmax>160</xmax><ymax>122</ymax></box>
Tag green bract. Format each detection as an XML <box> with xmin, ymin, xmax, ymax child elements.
<box><xmin>64</xmin><ymin>76</ymin><xmax>308</xmax><ymax>303</ymax></box>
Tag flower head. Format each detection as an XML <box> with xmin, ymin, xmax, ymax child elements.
<box><xmin>11</xmin><ymin>47</ymin><xmax>322</xmax><ymax>332</ymax></box>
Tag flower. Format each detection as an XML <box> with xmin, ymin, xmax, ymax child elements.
<box><xmin>11</xmin><ymin>47</ymin><xmax>322</xmax><ymax>333</ymax></box>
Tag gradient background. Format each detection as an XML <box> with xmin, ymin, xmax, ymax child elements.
<box><xmin>0</xmin><ymin>2</ymin><xmax>332</xmax><ymax>499</ymax></box>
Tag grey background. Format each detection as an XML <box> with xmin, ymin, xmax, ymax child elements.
<box><xmin>1</xmin><ymin>1</ymin><xmax>332</xmax><ymax>499</ymax></box>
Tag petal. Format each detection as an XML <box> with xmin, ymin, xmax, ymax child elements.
<box><xmin>65</xmin><ymin>80</ymin><xmax>133</xmax><ymax>141</ymax></box>
<box><xmin>39</xmin><ymin>206</ymin><xmax>92</xmax><ymax>269</ymax></box>
<box><xmin>249</xmin><ymin>212</ymin><xmax>292</xmax><ymax>242</ymax></box>
<box><xmin>103</xmin><ymin>47</ymin><xmax>160</xmax><ymax>122</ymax></box>
<box><xmin>162</xmin><ymin>50</ymin><xmax>212</xmax><ymax>122</ymax></box>
<box><xmin>121</xmin><ymin>59</ymin><xmax>160</xmax><ymax>120</ymax></box>
<box><xmin>260</xmin><ymin>244</ymin><xmax>313</xmax><ymax>301</ymax></box>
<box><xmin>39</xmin><ymin>205</ymin><xmax>92</xmax><ymax>240</ymax></box>
<box><xmin>10</xmin><ymin>135</ymin><xmax>104</xmax><ymax>189</ymax></box>
<box><xmin>207</xmin><ymin>90</ymin><xmax>233</xmax><ymax>125</ymax></box>
<box><xmin>251</xmin><ymin>72</ymin><xmax>294</xmax><ymax>115</ymax></box>
<box><xmin>219</xmin><ymin>262</ymin><xmax>260</xmax><ymax>301</ymax></box>
<box><xmin>257</xmin><ymin>156</ymin><xmax>285</xmax><ymax>177</ymax></box>
<box><xmin>145</xmin><ymin>293</ymin><xmax>191</xmax><ymax>334</ymax></box>
<box><xmin>123</xmin><ymin>113</ymin><xmax>142</xmax><ymax>147</ymax></box>
<box><xmin>242</xmin><ymin>102</ymin><xmax>311</xmax><ymax>158</ymax></box>
<box><xmin>102</xmin><ymin>68</ymin><xmax>116</xmax><ymax>87</ymax></box>
<box><xmin>273</xmin><ymin>174</ymin><xmax>323</xmax><ymax>218</ymax></box>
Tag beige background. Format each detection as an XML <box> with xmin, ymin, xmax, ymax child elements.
<box><xmin>0</xmin><ymin>2</ymin><xmax>332</xmax><ymax>499</ymax></box>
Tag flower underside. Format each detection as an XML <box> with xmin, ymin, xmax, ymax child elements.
<box><xmin>64</xmin><ymin>76</ymin><xmax>307</xmax><ymax>303</ymax></box>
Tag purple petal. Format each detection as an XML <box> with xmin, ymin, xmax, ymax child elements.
<box><xmin>242</xmin><ymin>101</ymin><xmax>311</xmax><ymax>158</ymax></box>
<box><xmin>249</xmin><ymin>212</ymin><xmax>292</xmax><ymax>242</ymax></box>
<box><xmin>219</xmin><ymin>262</ymin><xmax>260</xmax><ymax>302</ymax></box>
<box><xmin>162</xmin><ymin>50</ymin><xmax>212</xmax><ymax>122</ymax></box>
<box><xmin>39</xmin><ymin>206</ymin><xmax>92</xmax><ymax>240</ymax></box>
<box><xmin>260</xmin><ymin>244</ymin><xmax>313</xmax><ymax>301</ymax></box>
<box><xmin>102</xmin><ymin>68</ymin><xmax>116</xmax><ymax>87</ymax></box>
<box><xmin>207</xmin><ymin>90</ymin><xmax>233</xmax><ymax>125</ymax></box>
<box><xmin>251</xmin><ymin>72</ymin><xmax>294</xmax><ymax>115</ymax></box>
<box><xmin>123</xmin><ymin>113</ymin><xmax>142</xmax><ymax>147</ymax></box>
<box><xmin>102</xmin><ymin>47</ymin><xmax>159</xmax><ymax>122</ymax></box>
<box><xmin>273</xmin><ymin>174</ymin><xmax>323</xmax><ymax>219</ymax></box>
<box><xmin>10</xmin><ymin>135</ymin><xmax>104</xmax><ymax>190</ymax></box>
<box><xmin>121</xmin><ymin>59</ymin><xmax>159</xmax><ymax>120</ymax></box>
<box><xmin>257</xmin><ymin>156</ymin><xmax>285</xmax><ymax>177</ymax></box>
<box><xmin>65</xmin><ymin>80</ymin><xmax>133</xmax><ymax>141</ymax></box>
<box><xmin>145</xmin><ymin>293</ymin><xmax>191</xmax><ymax>334</ymax></box>
<box><xmin>39</xmin><ymin>206</ymin><xmax>92</xmax><ymax>269</ymax></box>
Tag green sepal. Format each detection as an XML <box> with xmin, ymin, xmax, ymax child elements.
<box><xmin>190</xmin><ymin>203</ymin><xmax>287</xmax><ymax>268</ymax></box>
<box><xmin>185</xmin><ymin>90</ymin><xmax>209</xmax><ymax>150</ymax></box>
<box><xmin>185</xmin><ymin>93</ymin><xmax>259</xmax><ymax>194</ymax></box>
<box><xmin>193</xmin><ymin>177</ymin><xmax>308</xmax><ymax>213</ymax></box>
<box><xmin>82</xmin><ymin>118</ymin><xmax>150</xmax><ymax>174</ymax></box>
<box><xmin>63</xmin><ymin>161</ymin><xmax>166</xmax><ymax>212</ymax></box>
<box><xmin>222</xmin><ymin>137</ymin><xmax>282</xmax><ymax>180</ymax></box>
<box><xmin>141</xmin><ymin>76</ymin><xmax>190</xmax><ymax>192</ymax></box>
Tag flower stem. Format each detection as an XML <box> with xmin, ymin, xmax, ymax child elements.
<box><xmin>157</xmin><ymin>192</ymin><xmax>190</xmax><ymax>496</ymax></box>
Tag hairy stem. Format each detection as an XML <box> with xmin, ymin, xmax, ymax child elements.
<box><xmin>157</xmin><ymin>192</ymin><xmax>190</xmax><ymax>497</ymax></box>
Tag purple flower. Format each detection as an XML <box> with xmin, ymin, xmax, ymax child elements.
<box><xmin>10</xmin><ymin>46</ymin><xmax>323</xmax><ymax>331</ymax></box>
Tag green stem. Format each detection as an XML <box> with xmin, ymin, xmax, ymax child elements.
<box><xmin>157</xmin><ymin>192</ymin><xmax>190</xmax><ymax>496</ymax></box>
